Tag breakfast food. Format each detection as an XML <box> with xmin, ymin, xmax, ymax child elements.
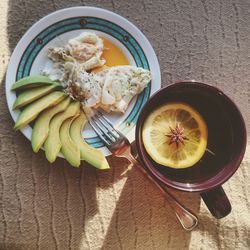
<box><xmin>66</xmin><ymin>70</ymin><xmax>102</xmax><ymax>107</ymax></box>
<box><xmin>11</xmin><ymin>75</ymin><xmax>110</xmax><ymax>169</ymax></box>
<box><xmin>44</xmin><ymin>32</ymin><xmax>151</xmax><ymax>113</ymax></box>
<box><xmin>12</xmin><ymin>84</ymin><xmax>60</xmax><ymax>110</ymax></box>
<box><xmin>44</xmin><ymin>101</ymin><xmax>80</xmax><ymax>163</ymax></box>
<box><xmin>14</xmin><ymin>91</ymin><xmax>66</xmax><ymax>130</ymax></box>
<box><xmin>11</xmin><ymin>75</ymin><xmax>57</xmax><ymax>90</ymax></box>
<box><xmin>46</xmin><ymin>32</ymin><xmax>105</xmax><ymax>77</ymax></box>
<box><xmin>31</xmin><ymin>97</ymin><xmax>71</xmax><ymax>152</ymax></box>
<box><xmin>63</xmin><ymin>65</ymin><xmax>151</xmax><ymax>113</ymax></box>
<box><xmin>60</xmin><ymin>116</ymin><xmax>81</xmax><ymax>167</ymax></box>
<box><xmin>101</xmin><ymin>38</ymin><xmax>129</xmax><ymax>66</ymax></box>
<box><xmin>70</xmin><ymin>112</ymin><xmax>109</xmax><ymax>169</ymax></box>
<box><xmin>11</xmin><ymin>31</ymin><xmax>151</xmax><ymax>169</ymax></box>
<box><xmin>142</xmin><ymin>102</ymin><xmax>208</xmax><ymax>169</ymax></box>
<box><xmin>96</xmin><ymin>65</ymin><xmax>151</xmax><ymax>112</ymax></box>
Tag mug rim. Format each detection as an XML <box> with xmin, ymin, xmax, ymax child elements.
<box><xmin>135</xmin><ymin>81</ymin><xmax>247</xmax><ymax>192</ymax></box>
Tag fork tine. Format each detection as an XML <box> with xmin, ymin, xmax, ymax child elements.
<box><xmin>89</xmin><ymin>118</ymin><xmax>111</xmax><ymax>146</ymax></box>
<box><xmin>97</xmin><ymin>111</ymin><xmax>122</xmax><ymax>137</ymax></box>
<box><xmin>97</xmin><ymin>111</ymin><xmax>114</xmax><ymax>128</ymax></box>
<box><xmin>92</xmin><ymin>116</ymin><xmax>117</xmax><ymax>142</ymax></box>
<box><xmin>96</xmin><ymin>112</ymin><xmax>120</xmax><ymax>138</ymax></box>
<box><xmin>91</xmin><ymin>114</ymin><xmax>120</xmax><ymax>142</ymax></box>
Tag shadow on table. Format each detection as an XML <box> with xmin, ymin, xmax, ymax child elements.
<box><xmin>101</xmin><ymin>164</ymin><xmax>201</xmax><ymax>250</ymax></box>
<box><xmin>100</xmin><ymin>143</ymin><xmax>201</xmax><ymax>249</ymax></box>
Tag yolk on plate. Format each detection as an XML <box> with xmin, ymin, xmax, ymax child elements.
<box><xmin>101</xmin><ymin>37</ymin><xmax>130</xmax><ymax>66</ymax></box>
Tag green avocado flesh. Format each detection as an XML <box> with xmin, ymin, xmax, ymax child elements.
<box><xmin>44</xmin><ymin>101</ymin><xmax>80</xmax><ymax>163</ymax></box>
<box><xmin>11</xmin><ymin>75</ymin><xmax>58</xmax><ymax>91</ymax></box>
<box><xmin>60</xmin><ymin>116</ymin><xmax>81</xmax><ymax>167</ymax></box>
<box><xmin>31</xmin><ymin>97</ymin><xmax>71</xmax><ymax>153</ymax></box>
<box><xmin>70</xmin><ymin>112</ymin><xmax>110</xmax><ymax>169</ymax></box>
<box><xmin>12</xmin><ymin>84</ymin><xmax>61</xmax><ymax>110</ymax></box>
<box><xmin>14</xmin><ymin>91</ymin><xmax>66</xmax><ymax>130</ymax></box>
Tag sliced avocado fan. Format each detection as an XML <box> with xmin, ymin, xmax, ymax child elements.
<box><xmin>31</xmin><ymin>97</ymin><xmax>71</xmax><ymax>153</ymax></box>
<box><xmin>60</xmin><ymin>116</ymin><xmax>81</xmax><ymax>167</ymax></box>
<box><xmin>70</xmin><ymin>111</ymin><xmax>110</xmax><ymax>170</ymax></box>
<box><xmin>44</xmin><ymin>101</ymin><xmax>80</xmax><ymax>163</ymax></box>
<box><xmin>11</xmin><ymin>75</ymin><xmax>59</xmax><ymax>91</ymax></box>
<box><xmin>12</xmin><ymin>84</ymin><xmax>62</xmax><ymax>110</ymax></box>
<box><xmin>14</xmin><ymin>91</ymin><xmax>67</xmax><ymax>130</ymax></box>
<box><xmin>11</xmin><ymin>74</ymin><xmax>110</xmax><ymax>169</ymax></box>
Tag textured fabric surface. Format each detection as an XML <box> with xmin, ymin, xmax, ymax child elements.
<box><xmin>0</xmin><ymin>0</ymin><xmax>250</xmax><ymax>249</ymax></box>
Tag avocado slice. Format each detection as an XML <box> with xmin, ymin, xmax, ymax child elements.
<box><xmin>13</xmin><ymin>84</ymin><xmax>62</xmax><ymax>110</ymax></box>
<box><xmin>70</xmin><ymin>112</ymin><xmax>110</xmax><ymax>169</ymax></box>
<box><xmin>31</xmin><ymin>97</ymin><xmax>71</xmax><ymax>153</ymax></box>
<box><xmin>11</xmin><ymin>75</ymin><xmax>59</xmax><ymax>91</ymax></box>
<box><xmin>60</xmin><ymin>116</ymin><xmax>81</xmax><ymax>167</ymax></box>
<box><xmin>44</xmin><ymin>101</ymin><xmax>80</xmax><ymax>163</ymax></box>
<box><xmin>14</xmin><ymin>91</ymin><xmax>66</xmax><ymax>130</ymax></box>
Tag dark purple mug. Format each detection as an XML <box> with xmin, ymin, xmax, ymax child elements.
<box><xmin>135</xmin><ymin>81</ymin><xmax>247</xmax><ymax>218</ymax></box>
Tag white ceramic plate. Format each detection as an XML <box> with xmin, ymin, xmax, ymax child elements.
<box><xmin>6</xmin><ymin>6</ymin><xmax>161</xmax><ymax>156</ymax></box>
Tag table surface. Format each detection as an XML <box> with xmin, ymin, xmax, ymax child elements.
<box><xmin>0</xmin><ymin>0</ymin><xmax>250</xmax><ymax>249</ymax></box>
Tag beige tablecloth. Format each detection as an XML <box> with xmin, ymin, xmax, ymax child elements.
<box><xmin>0</xmin><ymin>0</ymin><xmax>250</xmax><ymax>249</ymax></box>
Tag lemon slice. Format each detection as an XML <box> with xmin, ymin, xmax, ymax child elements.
<box><xmin>142</xmin><ymin>102</ymin><xmax>208</xmax><ymax>169</ymax></box>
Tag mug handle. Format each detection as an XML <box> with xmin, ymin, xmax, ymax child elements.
<box><xmin>200</xmin><ymin>186</ymin><xmax>231</xmax><ymax>219</ymax></box>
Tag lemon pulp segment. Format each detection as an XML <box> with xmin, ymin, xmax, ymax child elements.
<box><xmin>142</xmin><ymin>103</ymin><xmax>208</xmax><ymax>169</ymax></box>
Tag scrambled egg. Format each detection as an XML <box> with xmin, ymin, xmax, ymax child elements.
<box><xmin>44</xmin><ymin>32</ymin><xmax>151</xmax><ymax>113</ymax></box>
<box><xmin>48</xmin><ymin>32</ymin><xmax>105</xmax><ymax>71</ymax></box>
<box><xmin>93</xmin><ymin>66</ymin><xmax>151</xmax><ymax>112</ymax></box>
<box><xmin>43</xmin><ymin>32</ymin><xmax>105</xmax><ymax>85</ymax></box>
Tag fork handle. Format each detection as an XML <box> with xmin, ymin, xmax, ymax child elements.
<box><xmin>126</xmin><ymin>155</ymin><xmax>198</xmax><ymax>231</ymax></box>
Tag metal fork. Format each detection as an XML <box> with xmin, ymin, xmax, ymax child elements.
<box><xmin>88</xmin><ymin>110</ymin><xmax>198</xmax><ymax>231</ymax></box>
